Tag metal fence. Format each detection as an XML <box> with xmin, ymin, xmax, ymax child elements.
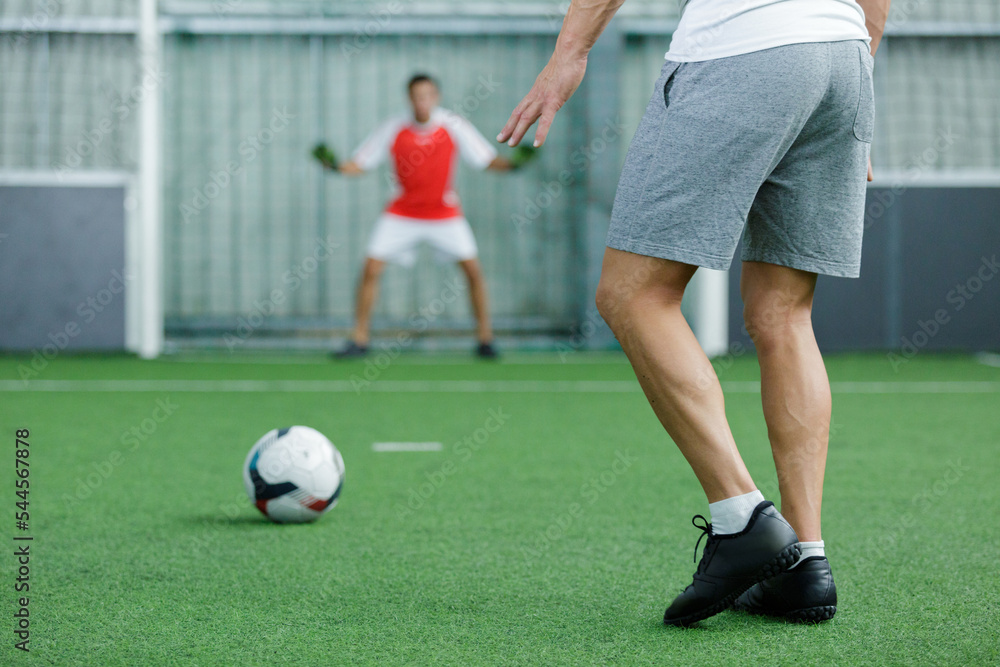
<box><xmin>2</xmin><ymin>0</ymin><xmax>999</xmax><ymax>344</ymax></box>
<box><xmin>160</xmin><ymin>31</ymin><xmax>586</xmax><ymax>336</ymax></box>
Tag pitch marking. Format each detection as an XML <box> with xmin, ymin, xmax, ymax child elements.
<box><xmin>372</xmin><ymin>442</ymin><xmax>444</xmax><ymax>452</ymax></box>
<box><xmin>1</xmin><ymin>380</ymin><xmax>998</xmax><ymax>394</ymax></box>
<box><xmin>976</xmin><ymin>352</ymin><xmax>1000</xmax><ymax>368</ymax></box>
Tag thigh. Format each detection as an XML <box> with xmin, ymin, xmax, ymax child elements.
<box><xmin>425</xmin><ymin>217</ymin><xmax>478</xmax><ymax>264</ymax></box>
<box><xmin>740</xmin><ymin>261</ymin><xmax>818</xmax><ymax>322</ymax></box>
<box><xmin>366</xmin><ymin>214</ymin><xmax>421</xmax><ymax>267</ymax></box>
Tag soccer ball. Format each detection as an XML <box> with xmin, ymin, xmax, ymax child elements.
<box><xmin>243</xmin><ymin>426</ymin><xmax>345</xmax><ymax>523</ymax></box>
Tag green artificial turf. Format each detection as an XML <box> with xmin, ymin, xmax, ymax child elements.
<box><xmin>0</xmin><ymin>351</ymin><xmax>998</xmax><ymax>665</ymax></box>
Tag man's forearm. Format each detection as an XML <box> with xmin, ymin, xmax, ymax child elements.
<box><xmin>487</xmin><ymin>157</ymin><xmax>515</xmax><ymax>171</ymax></box>
<box><xmin>552</xmin><ymin>0</ymin><xmax>626</xmax><ymax>63</ymax></box>
<box><xmin>857</xmin><ymin>0</ymin><xmax>891</xmax><ymax>54</ymax></box>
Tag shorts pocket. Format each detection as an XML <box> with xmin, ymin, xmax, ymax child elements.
<box><xmin>661</xmin><ymin>60</ymin><xmax>682</xmax><ymax>109</ymax></box>
<box><xmin>853</xmin><ymin>45</ymin><xmax>875</xmax><ymax>143</ymax></box>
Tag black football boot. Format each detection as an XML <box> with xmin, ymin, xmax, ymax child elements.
<box><xmin>734</xmin><ymin>556</ymin><xmax>837</xmax><ymax>623</ymax></box>
<box><xmin>663</xmin><ymin>501</ymin><xmax>800</xmax><ymax>627</ymax></box>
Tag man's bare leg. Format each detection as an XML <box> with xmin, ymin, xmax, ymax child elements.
<box><xmin>740</xmin><ymin>261</ymin><xmax>829</xmax><ymax>542</ymax></box>
<box><xmin>598</xmin><ymin>249</ymin><xmax>800</xmax><ymax>626</ymax></box>
<box><xmin>595</xmin><ymin>247</ymin><xmax>756</xmax><ymax>502</ymax></box>
<box><xmin>350</xmin><ymin>257</ymin><xmax>386</xmax><ymax>346</ymax></box>
<box><xmin>458</xmin><ymin>258</ymin><xmax>493</xmax><ymax>344</ymax></box>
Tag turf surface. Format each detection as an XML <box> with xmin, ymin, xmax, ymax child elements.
<box><xmin>1</xmin><ymin>351</ymin><xmax>998</xmax><ymax>665</ymax></box>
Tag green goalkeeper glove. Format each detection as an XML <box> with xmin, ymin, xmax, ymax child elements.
<box><xmin>510</xmin><ymin>145</ymin><xmax>539</xmax><ymax>170</ymax></box>
<box><xmin>311</xmin><ymin>143</ymin><xmax>339</xmax><ymax>170</ymax></box>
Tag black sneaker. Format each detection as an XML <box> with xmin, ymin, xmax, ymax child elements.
<box><xmin>733</xmin><ymin>556</ymin><xmax>837</xmax><ymax>623</ymax></box>
<box><xmin>663</xmin><ymin>501</ymin><xmax>800</xmax><ymax>627</ymax></box>
<box><xmin>331</xmin><ymin>341</ymin><xmax>369</xmax><ymax>359</ymax></box>
<box><xmin>476</xmin><ymin>342</ymin><xmax>499</xmax><ymax>359</ymax></box>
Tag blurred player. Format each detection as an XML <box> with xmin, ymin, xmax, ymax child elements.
<box><xmin>499</xmin><ymin>0</ymin><xmax>890</xmax><ymax>626</ymax></box>
<box><xmin>322</xmin><ymin>74</ymin><xmax>522</xmax><ymax>359</ymax></box>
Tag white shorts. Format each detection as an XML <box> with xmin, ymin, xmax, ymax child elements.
<box><xmin>366</xmin><ymin>213</ymin><xmax>478</xmax><ymax>268</ymax></box>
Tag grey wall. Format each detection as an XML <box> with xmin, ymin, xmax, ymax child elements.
<box><xmin>0</xmin><ymin>185</ymin><xmax>127</xmax><ymax>351</ymax></box>
<box><xmin>728</xmin><ymin>187</ymin><xmax>1000</xmax><ymax>353</ymax></box>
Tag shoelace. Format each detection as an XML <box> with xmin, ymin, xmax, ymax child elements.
<box><xmin>691</xmin><ymin>514</ymin><xmax>713</xmax><ymax>568</ymax></box>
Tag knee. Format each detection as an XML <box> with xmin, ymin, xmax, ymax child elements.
<box><xmin>595</xmin><ymin>275</ymin><xmax>631</xmax><ymax>330</ymax></box>
<box><xmin>743</xmin><ymin>295</ymin><xmax>813</xmax><ymax>350</ymax></box>
<box><xmin>594</xmin><ymin>279</ymin><xmax>616</xmax><ymax>324</ymax></box>
<box><xmin>461</xmin><ymin>262</ymin><xmax>483</xmax><ymax>283</ymax></box>
<box><xmin>596</xmin><ymin>273</ymin><xmax>683</xmax><ymax>333</ymax></box>
<box><xmin>362</xmin><ymin>260</ymin><xmax>384</xmax><ymax>282</ymax></box>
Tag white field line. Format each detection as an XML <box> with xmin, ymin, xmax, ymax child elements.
<box><xmin>164</xmin><ymin>355</ymin><xmax>626</xmax><ymax>366</ymax></box>
<box><xmin>166</xmin><ymin>356</ymin><xmax>334</xmax><ymax>365</ymax></box>
<box><xmin>976</xmin><ymin>352</ymin><xmax>1000</xmax><ymax>368</ymax></box>
<box><xmin>0</xmin><ymin>379</ymin><xmax>999</xmax><ymax>394</ymax></box>
<box><xmin>0</xmin><ymin>379</ymin><xmax>635</xmax><ymax>393</ymax></box>
<box><xmin>372</xmin><ymin>442</ymin><xmax>444</xmax><ymax>452</ymax></box>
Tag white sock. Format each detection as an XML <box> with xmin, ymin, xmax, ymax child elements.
<box><xmin>708</xmin><ymin>489</ymin><xmax>766</xmax><ymax>535</ymax></box>
<box><xmin>789</xmin><ymin>540</ymin><xmax>825</xmax><ymax>568</ymax></box>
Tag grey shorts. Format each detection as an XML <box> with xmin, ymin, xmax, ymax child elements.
<box><xmin>607</xmin><ymin>40</ymin><xmax>875</xmax><ymax>278</ymax></box>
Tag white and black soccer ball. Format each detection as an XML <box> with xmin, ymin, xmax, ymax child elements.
<box><xmin>243</xmin><ymin>426</ymin><xmax>345</xmax><ymax>523</ymax></box>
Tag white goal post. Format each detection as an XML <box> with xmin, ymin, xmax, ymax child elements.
<box><xmin>136</xmin><ymin>0</ymin><xmax>164</xmax><ymax>359</ymax></box>
<box><xmin>687</xmin><ymin>268</ymin><xmax>730</xmax><ymax>358</ymax></box>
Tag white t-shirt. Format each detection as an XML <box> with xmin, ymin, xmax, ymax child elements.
<box><xmin>666</xmin><ymin>0</ymin><xmax>870</xmax><ymax>62</ymax></box>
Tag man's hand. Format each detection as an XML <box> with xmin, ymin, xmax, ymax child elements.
<box><xmin>497</xmin><ymin>56</ymin><xmax>587</xmax><ymax>148</ymax></box>
<box><xmin>498</xmin><ymin>0</ymin><xmax>624</xmax><ymax>147</ymax></box>
<box><xmin>868</xmin><ymin>157</ymin><xmax>874</xmax><ymax>182</ymax></box>
<box><xmin>339</xmin><ymin>161</ymin><xmax>364</xmax><ymax>176</ymax></box>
